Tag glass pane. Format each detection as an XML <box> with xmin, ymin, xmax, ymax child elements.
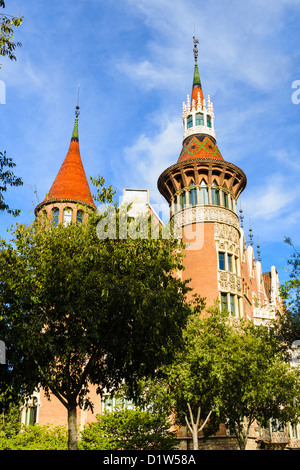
<box><xmin>211</xmin><ymin>188</ymin><xmax>220</xmax><ymax>205</ymax></box>
<box><xmin>227</xmin><ymin>254</ymin><xmax>233</xmax><ymax>272</ymax></box>
<box><xmin>187</xmin><ymin>117</ymin><xmax>193</xmax><ymax>128</ymax></box>
<box><xmin>221</xmin><ymin>293</ymin><xmax>227</xmax><ymax>311</ymax></box>
<box><xmin>223</xmin><ymin>191</ymin><xmax>229</xmax><ymax>208</ymax></box>
<box><xmin>189</xmin><ymin>188</ymin><xmax>197</xmax><ymax>206</ymax></box>
<box><xmin>219</xmin><ymin>252</ymin><xmax>225</xmax><ymax>270</ymax></box>
<box><xmin>77</xmin><ymin>210</ymin><xmax>83</xmax><ymax>224</ymax></box>
<box><xmin>195</xmin><ymin>113</ymin><xmax>204</xmax><ymax>126</ymax></box>
<box><xmin>63</xmin><ymin>208</ymin><xmax>73</xmax><ymax>226</ymax></box>
<box><xmin>200</xmin><ymin>181</ymin><xmax>208</xmax><ymax>204</ymax></box>
<box><xmin>230</xmin><ymin>295</ymin><xmax>235</xmax><ymax>315</ymax></box>
<box><xmin>52</xmin><ymin>208</ymin><xmax>59</xmax><ymax>227</ymax></box>
<box><xmin>180</xmin><ymin>191</ymin><xmax>186</xmax><ymax>209</ymax></box>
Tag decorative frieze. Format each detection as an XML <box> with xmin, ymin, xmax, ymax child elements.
<box><xmin>253</xmin><ymin>304</ymin><xmax>277</xmax><ymax>327</ymax></box>
<box><xmin>214</xmin><ymin>222</ymin><xmax>240</xmax><ymax>256</ymax></box>
<box><xmin>173</xmin><ymin>205</ymin><xmax>240</xmax><ymax>230</ymax></box>
<box><xmin>218</xmin><ymin>269</ymin><xmax>242</xmax><ymax>295</ymax></box>
<box><xmin>183</xmin><ymin>125</ymin><xmax>216</xmax><ymax>141</ymax></box>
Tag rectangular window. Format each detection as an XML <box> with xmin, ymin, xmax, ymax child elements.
<box><xmin>195</xmin><ymin>113</ymin><xmax>204</xmax><ymax>126</ymax></box>
<box><xmin>230</xmin><ymin>294</ymin><xmax>235</xmax><ymax>316</ymax></box>
<box><xmin>220</xmin><ymin>293</ymin><xmax>227</xmax><ymax>311</ymax></box>
<box><xmin>227</xmin><ymin>254</ymin><xmax>233</xmax><ymax>272</ymax></box>
<box><xmin>189</xmin><ymin>188</ymin><xmax>197</xmax><ymax>206</ymax></box>
<box><xmin>187</xmin><ymin>117</ymin><xmax>193</xmax><ymax>128</ymax></box>
<box><xmin>207</xmin><ymin>116</ymin><xmax>212</xmax><ymax>128</ymax></box>
<box><xmin>180</xmin><ymin>191</ymin><xmax>186</xmax><ymax>209</ymax></box>
<box><xmin>200</xmin><ymin>186</ymin><xmax>209</xmax><ymax>204</ymax></box>
<box><xmin>235</xmin><ymin>257</ymin><xmax>239</xmax><ymax>275</ymax></box>
<box><xmin>291</xmin><ymin>424</ymin><xmax>298</xmax><ymax>439</ymax></box>
<box><xmin>211</xmin><ymin>187</ymin><xmax>220</xmax><ymax>205</ymax></box>
<box><xmin>218</xmin><ymin>252</ymin><xmax>225</xmax><ymax>270</ymax></box>
<box><xmin>223</xmin><ymin>191</ymin><xmax>229</xmax><ymax>208</ymax></box>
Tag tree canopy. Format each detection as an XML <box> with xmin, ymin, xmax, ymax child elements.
<box><xmin>0</xmin><ymin>178</ymin><xmax>198</xmax><ymax>450</ymax></box>
<box><xmin>0</xmin><ymin>0</ymin><xmax>23</xmax><ymax>67</ymax></box>
<box><xmin>141</xmin><ymin>308</ymin><xmax>300</xmax><ymax>450</ymax></box>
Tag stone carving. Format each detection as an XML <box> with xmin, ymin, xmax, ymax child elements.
<box><xmin>173</xmin><ymin>205</ymin><xmax>240</xmax><ymax>230</ymax></box>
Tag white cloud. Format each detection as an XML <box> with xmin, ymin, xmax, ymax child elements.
<box><xmin>116</xmin><ymin>113</ymin><xmax>182</xmax><ymax>203</ymax></box>
<box><xmin>241</xmin><ymin>174</ymin><xmax>297</xmax><ymax>221</ymax></box>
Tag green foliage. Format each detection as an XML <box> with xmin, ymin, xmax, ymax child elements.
<box><xmin>0</xmin><ymin>151</ymin><xmax>23</xmax><ymax>216</ymax></box>
<box><xmin>142</xmin><ymin>308</ymin><xmax>300</xmax><ymax>450</ymax></box>
<box><xmin>0</xmin><ymin>1</ymin><xmax>23</xmax><ymax>67</ymax></box>
<box><xmin>90</xmin><ymin>174</ymin><xmax>116</xmax><ymax>205</ymax></box>
<box><xmin>79</xmin><ymin>408</ymin><xmax>177</xmax><ymax>450</ymax></box>
<box><xmin>279</xmin><ymin>237</ymin><xmax>300</xmax><ymax>341</ymax></box>
<box><xmin>0</xmin><ymin>424</ymin><xmax>68</xmax><ymax>450</ymax></box>
<box><xmin>0</xmin><ymin>398</ymin><xmax>21</xmax><ymax>439</ymax></box>
<box><xmin>0</xmin><ymin>176</ymin><xmax>195</xmax><ymax>449</ymax></box>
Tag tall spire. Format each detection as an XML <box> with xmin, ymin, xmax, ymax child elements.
<box><xmin>191</xmin><ymin>36</ymin><xmax>204</xmax><ymax>106</ymax></box>
<box><xmin>72</xmin><ymin>85</ymin><xmax>80</xmax><ymax>142</ymax></box>
<box><xmin>35</xmin><ymin>102</ymin><xmax>96</xmax><ymax>213</ymax></box>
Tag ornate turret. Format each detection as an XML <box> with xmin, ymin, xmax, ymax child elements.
<box><xmin>35</xmin><ymin>105</ymin><xmax>96</xmax><ymax>225</ymax></box>
<box><xmin>157</xmin><ymin>37</ymin><xmax>247</xmax><ymax>311</ymax></box>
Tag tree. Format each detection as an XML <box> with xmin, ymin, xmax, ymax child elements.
<box><xmin>220</xmin><ymin>321</ymin><xmax>300</xmax><ymax>450</ymax></box>
<box><xmin>0</xmin><ymin>151</ymin><xmax>23</xmax><ymax>215</ymax></box>
<box><xmin>0</xmin><ymin>2</ymin><xmax>23</xmax><ymax>214</ymax></box>
<box><xmin>0</xmin><ymin>0</ymin><xmax>23</xmax><ymax>67</ymax></box>
<box><xmin>279</xmin><ymin>237</ymin><xmax>300</xmax><ymax>343</ymax></box>
<box><xmin>80</xmin><ymin>408</ymin><xmax>177</xmax><ymax>450</ymax></box>
<box><xmin>142</xmin><ymin>309</ymin><xmax>300</xmax><ymax>450</ymax></box>
<box><xmin>0</xmin><ymin>178</ymin><xmax>195</xmax><ymax>450</ymax></box>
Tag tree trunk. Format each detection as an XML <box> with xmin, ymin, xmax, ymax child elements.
<box><xmin>68</xmin><ymin>403</ymin><xmax>78</xmax><ymax>450</ymax></box>
<box><xmin>185</xmin><ymin>403</ymin><xmax>214</xmax><ymax>451</ymax></box>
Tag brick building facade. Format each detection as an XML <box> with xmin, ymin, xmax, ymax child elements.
<box><xmin>20</xmin><ymin>39</ymin><xmax>299</xmax><ymax>450</ymax></box>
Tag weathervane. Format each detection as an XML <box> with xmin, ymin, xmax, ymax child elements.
<box><xmin>193</xmin><ymin>36</ymin><xmax>199</xmax><ymax>63</ymax></box>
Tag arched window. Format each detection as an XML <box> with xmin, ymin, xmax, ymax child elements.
<box><xmin>211</xmin><ymin>181</ymin><xmax>220</xmax><ymax>205</ymax></box>
<box><xmin>189</xmin><ymin>182</ymin><xmax>197</xmax><ymax>206</ymax></box>
<box><xmin>63</xmin><ymin>207</ymin><xmax>73</xmax><ymax>226</ymax></box>
<box><xmin>76</xmin><ymin>210</ymin><xmax>84</xmax><ymax>224</ymax></box>
<box><xmin>199</xmin><ymin>180</ymin><xmax>209</xmax><ymax>205</ymax></box>
<box><xmin>52</xmin><ymin>208</ymin><xmax>59</xmax><ymax>227</ymax></box>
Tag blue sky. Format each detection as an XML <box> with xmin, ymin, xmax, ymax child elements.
<box><xmin>0</xmin><ymin>0</ymin><xmax>300</xmax><ymax>284</ymax></box>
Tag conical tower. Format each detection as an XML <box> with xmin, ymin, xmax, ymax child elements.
<box><xmin>158</xmin><ymin>37</ymin><xmax>247</xmax><ymax>313</ymax></box>
<box><xmin>35</xmin><ymin>105</ymin><xmax>96</xmax><ymax>224</ymax></box>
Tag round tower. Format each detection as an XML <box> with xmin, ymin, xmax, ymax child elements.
<box><xmin>35</xmin><ymin>105</ymin><xmax>96</xmax><ymax>224</ymax></box>
<box><xmin>157</xmin><ymin>37</ymin><xmax>247</xmax><ymax>314</ymax></box>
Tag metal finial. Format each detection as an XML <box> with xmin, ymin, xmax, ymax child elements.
<box><xmin>257</xmin><ymin>244</ymin><xmax>261</xmax><ymax>262</ymax></box>
<box><xmin>193</xmin><ymin>36</ymin><xmax>199</xmax><ymax>63</ymax></box>
<box><xmin>248</xmin><ymin>219</ymin><xmax>253</xmax><ymax>246</ymax></box>
<box><xmin>75</xmin><ymin>84</ymin><xmax>80</xmax><ymax>118</ymax></box>
<box><xmin>239</xmin><ymin>207</ymin><xmax>244</xmax><ymax>229</ymax></box>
